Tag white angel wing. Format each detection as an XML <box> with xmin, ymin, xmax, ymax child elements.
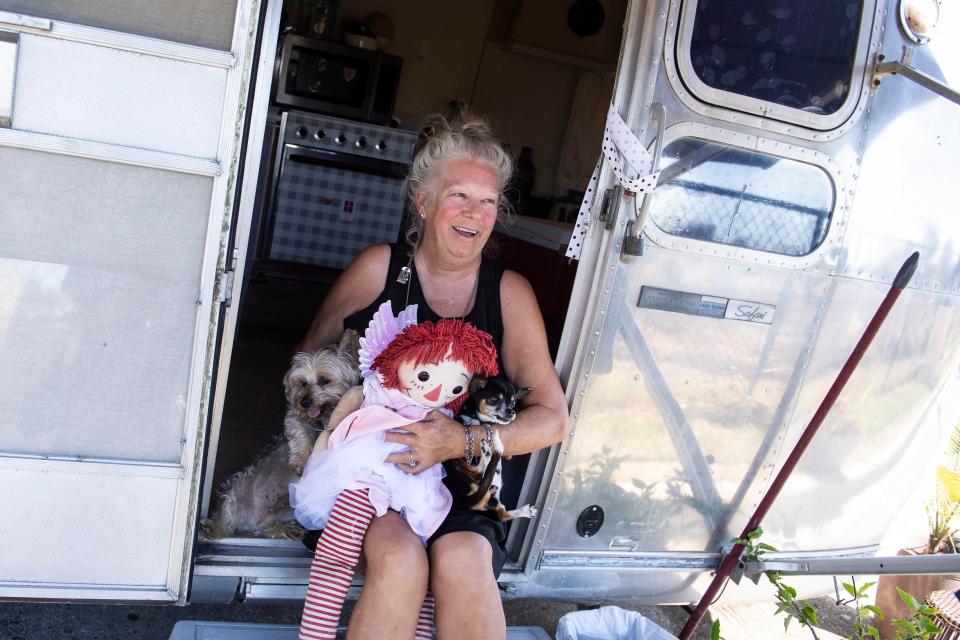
<box><xmin>396</xmin><ymin>303</ymin><xmax>418</xmax><ymax>333</ymax></box>
<box><xmin>358</xmin><ymin>301</ymin><xmax>419</xmax><ymax>378</ymax></box>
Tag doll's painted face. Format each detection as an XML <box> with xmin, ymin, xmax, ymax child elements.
<box><xmin>396</xmin><ymin>347</ymin><xmax>472</xmax><ymax>408</ymax></box>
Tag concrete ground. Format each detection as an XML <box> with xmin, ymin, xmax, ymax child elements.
<box><xmin>0</xmin><ymin>595</ymin><xmax>858</xmax><ymax>640</ymax></box>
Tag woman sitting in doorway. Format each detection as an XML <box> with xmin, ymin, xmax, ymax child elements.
<box><xmin>298</xmin><ymin>112</ymin><xmax>569</xmax><ymax>640</ymax></box>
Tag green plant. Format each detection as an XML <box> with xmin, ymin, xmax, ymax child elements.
<box><xmin>886</xmin><ymin>587</ymin><xmax>942</xmax><ymax>639</ymax></box>
<box><xmin>927</xmin><ymin>423</ymin><xmax>960</xmax><ymax>553</ymax></box>
<box><xmin>736</xmin><ymin>527</ymin><xmax>820</xmax><ymax>638</ymax></box>
<box><xmin>718</xmin><ymin>529</ymin><xmax>944</xmax><ymax>640</ymax></box>
<box><xmin>927</xmin><ymin>496</ymin><xmax>959</xmax><ymax>554</ymax></box>
<box><xmin>841</xmin><ymin>580</ymin><xmax>881</xmax><ymax>640</ymax></box>
<box><xmin>710</xmin><ymin>619</ymin><xmax>726</xmax><ymax>640</ymax></box>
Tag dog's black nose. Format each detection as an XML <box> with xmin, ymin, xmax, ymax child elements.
<box><xmin>300</xmin><ymin>397</ymin><xmax>312</xmax><ymax>408</ymax></box>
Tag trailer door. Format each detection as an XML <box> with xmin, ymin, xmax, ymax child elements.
<box><xmin>527</xmin><ymin>0</ymin><xmax>959</xmax><ymax>603</ymax></box>
<box><xmin>0</xmin><ymin>2</ymin><xmax>256</xmax><ymax>602</ymax></box>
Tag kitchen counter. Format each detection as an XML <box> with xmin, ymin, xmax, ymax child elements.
<box><xmin>497</xmin><ymin>215</ymin><xmax>574</xmax><ymax>252</ymax></box>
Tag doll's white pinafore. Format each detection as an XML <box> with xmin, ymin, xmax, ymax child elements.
<box><xmin>289</xmin><ymin>374</ymin><xmax>453</xmax><ymax>541</ymax></box>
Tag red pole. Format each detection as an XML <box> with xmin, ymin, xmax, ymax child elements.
<box><xmin>678</xmin><ymin>252</ymin><xmax>920</xmax><ymax>640</ymax></box>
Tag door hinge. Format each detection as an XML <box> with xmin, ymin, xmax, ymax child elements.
<box><xmin>872</xmin><ymin>47</ymin><xmax>960</xmax><ymax>106</ymax></box>
<box><xmin>216</xmin><ymin>270</ymin><xmax>235</xmax><ymax>306</ymax></box>
<box><xmin>216</xmin><ymin>248</ymin><xmax>238</xmax><ymax>306</ymax></box>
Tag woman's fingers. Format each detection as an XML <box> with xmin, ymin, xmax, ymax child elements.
<box><xmin>384</xmin><ymin>429</ymin><xmax>416</xmax><ymax>446</ymax></box>
<box><xmin>384</xmin><ymin>451</ymin><xmax>418</xmax><ymax>473</ymax></box>
<box><xmin>383</xmin><ymin>411</ymin><xmax>463</xmax><ymax>473</ymax></box>
<box><xmin>384</xmin><ymin>428</ymin><xmax>423</xmax><ymax>473</ymax></box>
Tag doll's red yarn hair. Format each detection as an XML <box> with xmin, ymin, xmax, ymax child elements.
<box><xmin>373</xmin><ymin>319</ymin><xmax>498</xmax><ymax>393</ymax></box>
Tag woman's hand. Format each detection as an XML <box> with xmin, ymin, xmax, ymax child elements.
<box><xmin>384</xmin><ymin>410</ymin><xmax>463</xmax><ymax>473</ymax></box>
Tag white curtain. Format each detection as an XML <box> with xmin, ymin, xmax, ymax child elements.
<box><xmin>556</xmin><ymin>71</ymin><xmax>614</xmax><ymax>193</ymax></box>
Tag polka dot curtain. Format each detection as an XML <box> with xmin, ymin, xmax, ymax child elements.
<box><xmin>565</xmin><ymin>105</ymin><xmax>661</xmax><ymax>260</ymax></box>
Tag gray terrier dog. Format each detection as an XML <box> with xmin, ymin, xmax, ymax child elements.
<box><xmin>200</xmin><ymin>331</ymin><xmax>360</xmax><ymax>540</ymax></box>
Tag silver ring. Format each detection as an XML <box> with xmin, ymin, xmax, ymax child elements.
<box><xmin>407</xmin><ymin>454</ymin><xmax>417</xmax><ymax>468</ymax></box>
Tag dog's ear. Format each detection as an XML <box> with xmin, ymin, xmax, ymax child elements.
<box><xmin>469</xmin><ymin>376</ymin><xmax>488</xmax><ymax>394</ymax></box>
<box><xmin>515</xmin><ymin>386</ymin><xmax>534</xmax><ymax>401</ymax></box>
<box><xmin>337</xmin><ymin>330</ymin><xmax>360</xmax><ymax>362</ymax></box>
<box><xmin>283</xmin><ymin>352</ymin><xmax>308</xmax><ymax>395</ymax></box>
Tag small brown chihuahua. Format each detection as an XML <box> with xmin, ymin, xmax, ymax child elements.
<box><xmin>444</xmin><ymin>376</ymin><xmax>537</xmax><ymax>521</ymax></box>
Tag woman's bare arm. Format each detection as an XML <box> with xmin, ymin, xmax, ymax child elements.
<box><xmin>492</xmin><ymin>269</ymin><xmax>569</xmax><ymax>456</ymax></box>
<box><xmin>297</xmin><ymin>244</ymin><xmax>391</xmax><ymax>352</ymax></box>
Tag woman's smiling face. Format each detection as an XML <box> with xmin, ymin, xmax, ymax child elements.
<box><xmin>397</xmin><ymin>349</ymin><xmax>472</xmax><ymax>408</ymax></box>
<box><xmin>419</xmin><ymin>157</ymin><xmax>499</xmax><ymax>260</ymax></box>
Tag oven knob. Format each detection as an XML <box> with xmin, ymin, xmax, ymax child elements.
<box><xmin>335</xmin><ymin>133</ymin><xmax>347</xmax><ymax>145</ymax></box>
<box><xmin>295</xmin><ymin>127</ymin><xmax>308</xmax><ymax>138</ymax></box>
<box><xmin>314</xmin><ymin>129</ymin><xmax>326</xmax><ymax>140</ymax></box>
<box><xmin>376</xmin><ymin>140</ymin><xmax>388</xmax><ymax>151</ymax></box>
<box><xmin>355</xmin><ymin>136</ymin><xmax>368</xmax><ymax>149</ymax></box>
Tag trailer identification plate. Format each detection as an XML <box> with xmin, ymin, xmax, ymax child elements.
<box><xmin>638</xmin><ymin>286</ymin><xmax>775</xmax><ymax>324</ymax></box>
<box><xmin>724</xmin><ymin>298</ymin><xmax>776</xmax><ymax>324</ymax></box>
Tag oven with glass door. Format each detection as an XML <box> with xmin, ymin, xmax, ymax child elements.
<box><xmin>262</xmin><ymin>111</ymin><xmax>417</xmax><ymax>271</ymax></box>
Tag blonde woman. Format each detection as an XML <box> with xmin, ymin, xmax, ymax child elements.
<box><xmin>300</xmin><ymin>113</ymin><xmax>569</xmax><ymax>640</ymax></box>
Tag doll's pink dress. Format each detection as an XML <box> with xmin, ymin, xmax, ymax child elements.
<box><xmin>290</xmin><ymin>374</ymin><xmax>453</xmax><ymax>541</ymax></box>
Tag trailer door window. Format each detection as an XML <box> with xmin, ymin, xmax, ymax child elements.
<box><xmin>647</xmin><ymin>137</ymin><xmax>833</xmax><ymax>256</ymax></box>
<box><xmin>680</xmin><ymin>1</ymin><xmax>865</xmax><ymax>126</ymax></box>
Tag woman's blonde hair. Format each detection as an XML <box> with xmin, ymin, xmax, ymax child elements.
<box><xmin>404</xmin><ymin>112</ymin><xmax>514</xmax><ymax>252</ymax></box>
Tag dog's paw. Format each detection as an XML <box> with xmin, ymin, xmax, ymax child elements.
<box><xmin>506</xmin><ymin>504</ymin><xmax>538</xmax><ymax>520</ymax></box>
<box><xmin>265</xmin><ymin>521</ymin><xmax>307</xmax><ymax>540</ymax></box>
<box><xmin>198</xmin><ymin>517</ymin><xmax>223</xmax><ymax>541</ymax></box>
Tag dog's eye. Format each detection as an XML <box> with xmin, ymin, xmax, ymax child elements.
<box><xmin>418</xmin><ymin>371</ymin><xmax>429</xmax><ymax>382</ymax></box>
<box><xmin>452</xmin><ymin>385</ymin><xmax>463</xmax><ymax>395</ymax></box>
<box><xmin>316</xmin><ymin>377</ymin><xmax>329</xmax><ymax>386</ymax></box>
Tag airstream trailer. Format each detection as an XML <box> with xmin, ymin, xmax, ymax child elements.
<box><xmin>0</xmin><ymin>0</ymin><xmax>958</xmax><ymax>615</ymax></box>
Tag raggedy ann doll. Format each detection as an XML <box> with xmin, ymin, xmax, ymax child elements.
<box><xmin>289</xmin><ymin>301</ymin><xmax>499</xmax><ymax>640</ymax></box>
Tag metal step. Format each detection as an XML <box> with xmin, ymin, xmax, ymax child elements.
<box><xmin>169</xmin><ymin>620</ymin><xmax>552</xmax><ymax>639</ymax></box>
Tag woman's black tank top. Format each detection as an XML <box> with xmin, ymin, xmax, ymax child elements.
<box><xmin>343</xmin><ymin>244</ymin><xmax>505</xmax><ymax>373</ymax></box>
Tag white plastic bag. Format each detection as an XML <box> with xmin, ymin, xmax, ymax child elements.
<box><xmin>555</xmin><ymin>606</ymin><xmax>679</xmax><ymax>640</ymax></box>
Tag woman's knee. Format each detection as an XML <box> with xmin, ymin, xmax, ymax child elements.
<box><xmin>362</xmin><ymin>511</ymin><xmax>429</xmax><ymax>583</ymax></box>
<box><xmin>429</xmin><ymin>532</ymin><xmax>494</xmax><ymax>588</ymax></box>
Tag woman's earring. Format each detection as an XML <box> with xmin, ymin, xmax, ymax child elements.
<box><xmin>420</xmin><ymin>211</ymin><xmax>426</xmax><ymax>219</ymax></box>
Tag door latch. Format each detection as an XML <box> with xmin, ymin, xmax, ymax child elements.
<box><xmin>597</xmin><ymin>185</ymin><xmax>621</xmax><ymax>231</ymax></box>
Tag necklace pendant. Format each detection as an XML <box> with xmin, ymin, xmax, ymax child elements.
<box><xmin>396</xmin><ymin>265</ymin><xmax>411</xmax><ymax>285</ymax></box>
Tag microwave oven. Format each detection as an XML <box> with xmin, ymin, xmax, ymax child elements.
<box><xmin>274</xmin><ymin>35</ymin><xmax>402</xmax><ymax>125</ymax></box>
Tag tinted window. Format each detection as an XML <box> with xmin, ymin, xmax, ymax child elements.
<box><xmin>648</xmin><ymin>138</ymin><xmax>833</xmax><ymax>256</ymax></box>
<box><xmin>689</xmin><ymin>1</ymin><xmax>864</xmax><ymax>115</ymax></box>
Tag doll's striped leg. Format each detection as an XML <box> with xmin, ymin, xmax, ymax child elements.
<box><xmin>299</xmin><ymin>488</ymin><xmax>376</xmax><ymax>640</ymax></box>
<box><xmin>414</xmin><ymin>591</ymin><xmax>435</xmax><ymax>639</ymax></box>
